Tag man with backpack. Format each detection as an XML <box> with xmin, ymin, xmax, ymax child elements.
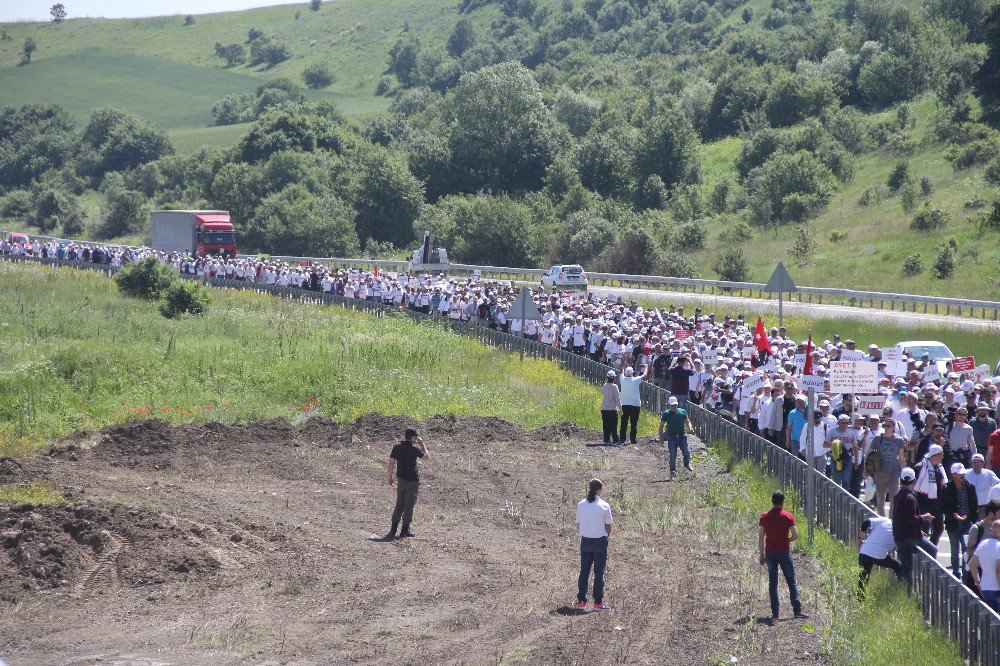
<box><xmin>827</xmin><ymin>414</ymin><xmax>858</xmax><ymax>491</ymax></box>
<box><xmin>865</xmin><ymin>419</ymin><xmax>907</xmax><ymax>517</ymax></box>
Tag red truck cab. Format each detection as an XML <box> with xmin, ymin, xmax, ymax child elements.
<box><xmin>195</xmin><ymin>214</ymin><xmax>237</xmax><ymax>258</ymax></box>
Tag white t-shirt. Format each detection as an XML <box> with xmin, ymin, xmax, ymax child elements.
<box><xmin>800</xmin><ymin>423</ymin><xmax>831</xmax><ymax>457</ymax></box>
<box><xmin>973</xmin><ymin>538</ymin><xmax>1000</xmax><ymax>591</ymax></box>
<box><xmin>577</xmin><ymin>497</ymin><xmax>613</xmax><ymax>539</ymax></box>
<box><xmin>965</xmin><ymin>469</ymin><xmax>1000</xmax><ymax>507</ymax></box>
<box><xmin>619</xmin><ymin>376</ymin><xmax>642</xmax><ymax>407</ymax></box>
<box><xmin>860</xmin><ymin>516</ymin><xmax>896</xmax><ymax>560</ymax></box>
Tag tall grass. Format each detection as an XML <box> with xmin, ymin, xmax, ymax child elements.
<box><xmin>0</xmin><ymin>263</ymin><xmax>604</xmax><ymax>456</ymax></box>
<box><xmin>710</xmin><ymin>442</ymin><xmax>963</xmax><ymax>666</ymax></box>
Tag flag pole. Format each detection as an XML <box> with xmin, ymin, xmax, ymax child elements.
<box><xmin>805</xmin><ymin>329</ymin><xmax>815</xmax><ymax>545</ymax></box>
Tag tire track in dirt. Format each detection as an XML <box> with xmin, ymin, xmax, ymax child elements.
<box><xmin>74</xmin><ymin>530</ymin><xmax>131</xmax><ymax>596</ymax></box>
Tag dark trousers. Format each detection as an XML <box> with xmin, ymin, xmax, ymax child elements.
<box><xmin>917</xmin><ymin>495</ymin><xmax>944</xmax><ymax>545</ymax></box>
<box><xmin>667</xmin><ymin>435</ymin><xmax>690</xmax><ymax>474</ymax></box>
<box><xmin>390</xmin><ymin>479</ymin><xmax>419</xmax><ymax>530</ymax></box>
<box><xmin>578</xmin><ymin>536</ymin><xmax>608</xmax><ymax>604</ymax></box>
<box><xmin>858</xmin><ymin>552</ymin><xmax>902</xmax><ymax>597</ymax></box>
<box><xmin>896</xmin><ymin>536</ymin><xmax>938</xmax><ymax>586</ymax></box>
<box><xmin>601</xmin><ymin>410</ymin><xmax>619</xmax><ymax>443</ymax></box>
<box><xmin>765</xmin><ymin>550</ymin><xmax>801</xmax><ymax>617</ymax></box>
<box><xmin>947</xmin><ymin>524</ymin><xmax>970</xmax><ymax>578</ymax></box>
<box><xmin>619</xmin><ymin>405</ymin><xmax>640</xmax><ymax>444</ymax></box>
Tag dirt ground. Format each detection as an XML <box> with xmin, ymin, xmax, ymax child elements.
<box><xmin>1</xmin><ymin>414</ymin><xmax>827</xmax><ymax>665</ymax></box>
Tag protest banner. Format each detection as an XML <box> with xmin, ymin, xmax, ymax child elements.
<box><xmin>857</xmin><ymin>394</ymin><xmax>887</xmax><ymax>416</ymax></box>
<box><xmin>829</xmin><ymin>361</ymin><xmax>879</xmax><ymax>393</ymax></box>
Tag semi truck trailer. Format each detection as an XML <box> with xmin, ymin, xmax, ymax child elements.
<box><xmin>150</xmin><ymin>210</ymin><xmax>237</xmax><ymax>258</ymax></box>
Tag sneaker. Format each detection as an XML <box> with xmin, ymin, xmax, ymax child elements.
<box><xmin>577</xmin><ymin>600</ymin><xmax>588</xmax><ymax>610</ymax></box>
<box><xmin>685</xmin><ymin>465</ymin><xmax>694</xmax><ymax>472</ymax></box>
<box><xmin>384</xmin><ymin>531</ymin><xmax>397</xmax><ymax>540</ymax></box>
<box><xmin>592</xmin><ymin>603</ymin><xmax>603</xmax><ymax>611</ymax></box>
<box><xmin>399</xmin><ymin>529</ymin><xmax>415</xmax><ymax>538</ymax></box>
<box><xmin>794</xmin><ymin>611</ymin><xmax>810</xmax><ymax>619</ymax></box>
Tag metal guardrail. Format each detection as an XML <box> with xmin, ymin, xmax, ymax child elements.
<box><xmin>4</xmin><ymin>253</ymin><xmax>1000</xmax><ymax>662</ymax></box>
<box><xmin>4</xmin><ymin>227</ymin><xmax>999</xmax><ymax>319</ymax></box>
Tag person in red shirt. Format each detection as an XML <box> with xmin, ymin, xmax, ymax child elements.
<box><xmin>758</xmin><ymin>491</ymin><xmax>809</xmax><ymax>623</ymax></box>
<box><xmin>989</xmin><ymin>427</ymin><xmax>1000</xmax><ymax>470</ymax></box>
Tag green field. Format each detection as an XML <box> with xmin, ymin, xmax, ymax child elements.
<box><xmin>0</xmin><ymin>0</ymin><xmax>467</xmax><ymax>127</ymax></box>
<box><xmin>0</xmin><ymin>261</ymin><xmax>610</xmax><ymax>457</ymax></box>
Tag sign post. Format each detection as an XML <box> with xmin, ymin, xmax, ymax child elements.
<box><xmin>764</xmin><ymin>262</ymin><xmax>797</xmax><ymax>330</ymax></box>
<box><xmin>806</xmin><ymin>385</ymin><xmax>815</xmax><ymax>544</ymax></box>
<box><xmin>509</xmin><ymin>286</ymin><xmax>542</xmax><ymax>362</ymax></box>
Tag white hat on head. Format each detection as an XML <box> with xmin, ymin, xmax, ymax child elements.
<box><xmin>950</xmin><ymin>462</ymin><xmax>966</xmax><ymax>475</ymax></box>
<box><xmin>901</xmin><ymin>467</ymin><xmax>916</xmax><ymax>482</ymax></box>
<box><xmin>927</xmin><ymin>444</ymin><xmax>944</xmax><ymax>458</ymax></box>
<box><xmin>667</xmin><ymin>396</ymin><xmax>679</xmax><ymax>406</ymax></box>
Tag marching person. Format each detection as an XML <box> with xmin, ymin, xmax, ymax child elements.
<box><xmin>658</xmin><ymin>396</ymin><xmax>694</xmax><ymax>479</ymax></box>
<box><xmin>386</xmin><ymin>428</ymin><xmax>430</xmax><ymax>539</ymax></box>
<box><xmin>892</xmin><ymin>467</ymin><xmax>939</xmax><ymax>587</ymax></box>
<box><xmin>969</xmin><ymin>521</ymin><xmax>1000</xmax><ymax>612</ymax></box>
<box><xmin>941</xmin><ymin>462</ymin><xmax>979</xmax><ymax>579</ymax></box>
<box><xmin>601</xmin><ymin>370</ymin><xmax>622</xmax><ymax>446</ymax></box>
<box><xmin>914</xmin><ymin>444</ymin><xmax>947</xmax><ymax>545</ymax></box>
<box><xmin>857</xmin><ymin>515</ymin><xmax>902</xmax><ymax>599</ymax></box>
<box><xmin>576</xmin><ymin>478</ymin><xmax>613</xmax><ymax>611</ymax></box>
<box><xmin>619</xmin><ymin>367</ymin><xmax>642</xmax><ymax>445</ymax></box>
<box><xmin>758</xmin><ymin>491</ymin><xmax>808</xmax><ymax>623</ymax></box>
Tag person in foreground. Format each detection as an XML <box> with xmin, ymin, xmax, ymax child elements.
<box><xmin>856</xmin><ymin>515</ymin><xmax>902</xmax><ymax>599</ymax></box>
<box><xmin>758</xmin><ymin>491</ymin><xmax>809</xmax><ymax>623</ymax></box>
<box><xmin>969</xmin><ymin>521</ymin><xmax>1000</xmax><ymax>612</ymax></box>
<box><xmin>576</xmin><ymin>478</ymin><xmax>613</xmax><ymax>611</ymax></box>
<box><xmin>892</xmin><ymin>466</ymin><xmax>938</xmax><ymax>587</ymax></box>
<box><xmin>658</xmin><ymin>396</ymin><xmax>695</xmax><ymax>479</ymax></box>
<box><xmin>386</xmin><ymin>428</ymin><xmax>430</xmax><ymax>539</ymax></box>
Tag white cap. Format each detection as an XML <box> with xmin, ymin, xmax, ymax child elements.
<box><xmin>950</xmin><ymin>462</ymin><xmax>966</xmax><ymax>475</ymax></box>
<box><xmin>901</xmin><ymin>467</ymin><xmax>916</xmax><ymax>482</ymax></box>
<box><xmin>607</xmin><ymin>370</ymin><xmax>616</xmax><ymax>378</ymax></box>
<box><xmin>624</xmin><ymin>367</ymin><xmax>634</xmax><ymax>377</ymax></box>
<box><xmin>927</xmin><ymin>444</ymin><xmax>944</xmax><ymax>458</ymax></box>
<box><xmin>667</xmin><ymin>396</ymin><xmax>679</xmax><ymax>406</ymax></box>
<box><xmin>972</xmin><ymin>453</ymin><xmax>985</xmax><ymax>462</ymax></box>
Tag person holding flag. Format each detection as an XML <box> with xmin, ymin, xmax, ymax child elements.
<box><xmin>752</xmin><ymin>316</ymin><xmax>773</xmax><ymax>368</ymax></box>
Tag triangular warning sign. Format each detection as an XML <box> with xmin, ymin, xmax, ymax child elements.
<box><xmin>764</xmin><ymin>262</ymin><xmax>797</xmax><ymax>294</ymax></box>
<box><xmin>509</xmin><ymin>286</ymin><xmax>543</xmax><ymax>321</ymax></box>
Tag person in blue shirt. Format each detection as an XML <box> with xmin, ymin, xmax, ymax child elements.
<box><xmin>785</xmin><ymin>395</ymin><xmax>808</xmax><ymax>454</ymax></box>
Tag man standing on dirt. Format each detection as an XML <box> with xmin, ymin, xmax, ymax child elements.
<box><xmin>658</xmin><ymin>396</ymin><xmax>694</xmax><ymax>479</ymax></box>
<box><xmin>758</xmin><ymin>491</ymin><xmax>808</xmax><ymax>623</ymax></box>
<box><xmin>387</xmin><ymin>428</ymin><xmax>430</xmax><ymax>539</ymax></box>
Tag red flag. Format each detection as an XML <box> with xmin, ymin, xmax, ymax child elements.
<box><xmin>373</xmin><ymin>264</ymin><xmax>380</xmax><ymax>277</ymax></box>
<box><xmin>803</xmin><ymin>334</ymin><xmax>814</xmax><ymax>376</ymax></box>
<box><xmin>752</xmin><ymin>317</ymin><xmax>772</xmax><ymax>354</ymax></box>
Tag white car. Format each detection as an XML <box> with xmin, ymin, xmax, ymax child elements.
<box><xmin>897</xmin><ymin>340</ymin><xmax>955</xmax><ymax>372</ymax></box>
<box><xmin>540</xmin><ymin>264</ymin><xmax>588</xmax><ymax>293</ymax></box>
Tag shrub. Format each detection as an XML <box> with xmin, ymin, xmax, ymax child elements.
<box><xmin>662</xmin><ymin>253</ymin><xmax>700</xmax><ymax>278</ymax></box>
<box><xmin>980</xmin><ymin>200</ymin><xmax>1000</xmax><ymax>232</ymax></box>
<box><xmin>900</xmin><ymin>180</ymin><xmax>918</xmax><ymax>213</ymax></box>
<box><xmin>932</xmin><ymin>243</ymin><xmax>956</xmax><ymax>279</ymax></box>
<box><xmin>718</xmin><ymin>219</ymin><xmax>753</xmax><ymax>244</ymax></box>
<box><xmin>183</xmin><ymin>14</ymin><xmax>195</xmax><ymax>25</ymax></box>
<box><xmin>714</xmin><ymin>248</ymin><xmax>749</xmax><ymax>282</ymax></box>
<box><xmin>159</xmin><ymin>280</ymin><xmax>210</xmax><ymax>318</ymax></box>
<box><xmin>909</xmin><ymin>204</ymin><xmax>951</xmax><ymax>231</ymax></box>
<box><xmin>375</xmin><ymin>75</ymin><xmax>393</xmax><ymax>95</ymax></box>
<box><xmin>984</xmin><ymin>157</ymin><xmax>1000</xmax><ymax>186</ymax></box>
<box><xmin>829</xmin><ymin>230</ymin><xmax>848</xmax><ymax>242</ymax></box>
<box><xmin>902</xmin><ymin>253</ymin><xmax>923</xmax><ymax>276</ymax></box>
<box><xmin>919</xmin><ymin>176</ymin><xmax>933</xmax><ymax>196</ymax></box>
<box><xmin>858</xmin><ymin>187</ymin><xmax>882</xmax><ymax>207</ymax></box>
<box><xmin>887</xmin><ymin>162</ymin><xmax>909</xmax><ymax>192</ymax></box>
<box><xmin>673</xmin><ymin>219</ymin><xmax>707</xmax><ymax>250</ymax></box>
<box><xmin>789</xmin><ymin>226</ymin><xmax>813</xmax><ymax>266</ymax></box>
<box><xmin>114</xmin><ymin>256</ymin><xmax>176</xmax><ymax>300</ymax></box>
<box><xmin>302</xmin><ymin>62</ymin><xmax>335</xmax><ymax>89</ymax></box>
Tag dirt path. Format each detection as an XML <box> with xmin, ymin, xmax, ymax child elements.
<box><xmin>1</xmin><ymin>415</ymin><xmax>827</xmax><ymax>664</ymax></box>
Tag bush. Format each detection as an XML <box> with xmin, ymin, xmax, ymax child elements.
<box><xmin>932</xmin><ymin>243</ymin><xmax>956</xmax><ymax>279</ymax></box>
<box><xmin>114</xmin><ymin>256</ymin><xmax>176</xmax><ymax>300</ymax></box>
<box><xmin>979</xmin><ymin>200</ymin><xmax>1000</xmax><ymax>232</ymax></box>
<box><xmin>900</xmin><ymin>180</ymin><xmax>918</xmax><ymax>213</ymax></box>
<box><xmin>714</xmin><ymin>248</ymin><xmax>749</xmax><ymax>282</ymax></box>
<box><xmin>789</xmin><ymin>226</ymin><xmax>813</xmax><ymax>266</ymax></box>
<box><xmin>919</xmin><ymin>176</ymin><xmax>933</xmax><ymax>196</ymax></box>
<box><xmin>673</xmin><ymin>219</ymin><xmax>708</xmax><ymax>250</ymax></box>
<box><xmin>302</xmin><ymin>62</ymin><xmax>335</xmax><ymax>89</ymax></box>
<box><xmin>718</xmin><ymin>219</ymin><xmax>753</xmax><ymax>244</ymax></box>
<box><xmin>902</xmin><ymin>253</ymin><xmax>924</xmax><ymax>276</ymax></box>
<box><xmin>662</xmin><ymin>253</ymin><xmax>700</xmax><ymax>278</ymax></box>
<box><xmin>909</xmin><ymin>204</ymin><xmax>951</xmax><ymax>231</ymax></box>
<box><xmin>183</xmin><ymin>14</ymin><xmax>195</xmax><ymax>25</ymax></box>
<box><xmin>828</xmin><ymin>230</ymin><xmax>848</xmax><ymax>242</ymax></box>
<box><xmin>887</xmin><ymin>162</ymin><xmax>909</xmax><ymax>192</ymax></box>
<box><xmin>375</xmin><ymin>75</ymin><xmax>393</xmax><ymax>95</ymax></box>
<box><xmin>159</xmin><ymin>280</ymin><xmax>210</xmax><ymax>318</ymax></box>
<box><xmin>858</xmin><ymin>187</ymin><xmax>882</xmax><ymax>207</ymax></box>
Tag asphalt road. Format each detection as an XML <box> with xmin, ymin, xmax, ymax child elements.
<box><xmin>589</xmin><ymin>285</ymin><xmax>1000</xmax><ymax>333</ymax></box>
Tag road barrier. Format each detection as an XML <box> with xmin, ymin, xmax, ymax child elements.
<box><xmin>4</xmin><ymin>228</ymin><xmax>999</xmax><ymax>320</ymax></box>
<box><xmin>4</xmin><ymin>253</ymin><xmax>1000</xmax><ymax>662</ymax></box>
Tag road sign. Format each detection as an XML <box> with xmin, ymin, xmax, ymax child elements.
<box><xmin>509</xmin><ymin>286</ymin><xmax>542</xmax><ymax>321</ymax></box>
<box><xmin>764</xmin><ymin>262</ymin><xmax>796</xmax><ymax>329</ymax></box>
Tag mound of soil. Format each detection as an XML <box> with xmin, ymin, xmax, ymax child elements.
<box><xmin>0</xmin><ymin>502</ymin><xmax>223</xmax><ymax>602</ymax></box>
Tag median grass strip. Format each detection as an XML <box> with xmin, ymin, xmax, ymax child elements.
<box><xmin>708</xmin><ymin>441</ymin><xmax>963</xmax><ymax>666</ymax></box>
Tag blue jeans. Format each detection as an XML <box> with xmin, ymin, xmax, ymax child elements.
<box><xmin>765</xmin><ymin>550</ymin><xmax>801</xmax><ymax>617</ymax></box>
<box><xmin>983</xmin><ymin>589</ymin><xmax>1000</xmax><ymax>612</ymax></box>
<box><xmin>578</xmin><ymin>536</ymin><xmax>608</xmax><ymax>604</ymax></box>
<box><xmin>947</xmin><ymin>526</ymin><xmax>969</xmax><ymax>579</ymax></box>
<box><xmin>831</xmin><ymin>460</ymin><xmax>853</xmax><ymax>490</ymax></box>
<box><xmin>668</xmin><ymin>435</ymin><xmax>690</xmax><ymax>474</ymax></box>
<box><xmin>896</xmin><ymin>536</ymin><xmax>939</xmax><ymax>586</ymax></box>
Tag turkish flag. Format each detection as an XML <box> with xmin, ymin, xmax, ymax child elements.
<box><xmin>374</xmin><ymin>265</ymin><xmax>380</xmax><ymax>277</ymax></box>
<box><xmin>803</xmin><ymin>334</ymin><xmax>814</xmax><ymax>376</ymax></box>
<box><xmin>753</xmin><ymin>317</ymin><xmax>772</xmax><ymax>354</ymax></box>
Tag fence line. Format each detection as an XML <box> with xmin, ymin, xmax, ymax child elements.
<box><xmin>3</xmin><ymin>253</ymin><xmax>999</xmax><ymax>662</ymax></box>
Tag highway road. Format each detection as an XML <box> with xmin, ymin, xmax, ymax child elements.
<box><xmin>589</xmin><ymin>285</ymin><xmax>1000</xmax><ymax>332</ymax></box>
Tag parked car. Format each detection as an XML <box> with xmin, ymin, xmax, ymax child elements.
<box><xmin>6</xmin><ymin>232</ymin><xmax>29</xmax><ymax>246</ymax></box>
<box><xmin>896</xmin><ymin>340</ymin><xmax>955</xmax><ymax>372</ymax></box>
<box><xmin>540</xmin><ymin>264</ymin><xmax>588</xmax><ymax>294</ymax></box>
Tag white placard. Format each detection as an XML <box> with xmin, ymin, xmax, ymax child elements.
<box><xmin>840</xmin><ymin>349</ymin><xmax>865</xmax><ymax>362</ymax></box>
<box><xmin>701</xmin><ymin>320</ymin><xmax>712</xmax><ymax>331</ymax></box>
<box><xmin>885</xmin><ymin>347</ymin><xmax>903</xmax><ymax>363</ymax></box>
<box><xmin>794</xmin><ymin>353</ymin><xmax>807</xmax><ymax>374</ymax></box>
<box><xmin>857</xmin><ymin>393</ymin><xmax>887</xmax><ymax>416</ymax></box>
<box><xmin>923</xmin><ymin>365</ymin><xmax>941</xmax><ymax>383</ymax></box>
<box><xmin>742</xmin><ymin>373</ymin><xmax>766</xmax><ymax>394</ymax></box>
<box><xmin>829</xmin><ymin>361</ymin><xmax>879</xmax><ymax>393</ymax></box>
<box><xmin>885</xmin><ymin>360</ymin><xmax>908</xmax><ymax>378</ymax></box>
<box><xmin>974</xmin><ymin>364</ymin><xmax>991</xmax><ymax>383</ymax></box>
<box><xmin>703</xmin><ymin>348</ymin><xmax>720</xmax><ymax>365</ymax></box>
<box><xmin>801</xmin><ymin>375</ymin><xmax>826</xmax><ymax>392</ymax></box>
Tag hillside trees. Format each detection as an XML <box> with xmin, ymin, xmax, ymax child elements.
<box><xmin>0</xmin><ymin>104</ymin><xmax>76</xmax><ymax>194</ymax></box>
<box><xmin>77</xmin><ymin>107</ymin><xmax>173</xmax><ymax>180</ymax></box>
<box><xmin>50</xmin><ymin>4</ymin><xmax>66</xmax><ymax>22</ymax></box>
<box><xmin>21</xmin><ymin>38</ymin><xmax>36</xmax><ymax>64</ymax></box>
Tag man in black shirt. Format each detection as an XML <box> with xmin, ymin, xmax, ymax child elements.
<box><xmin>387</xmin><ymin>428</ymin><xmax>431</xmax><ymax>539</ymax></box>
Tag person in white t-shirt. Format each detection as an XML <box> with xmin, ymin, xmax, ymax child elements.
<box><xmin>619</xmin><ymin>368</ymin><xmax>643</xmax><ymax>445</ymax></box>
<box><xmin>857</xmin><ymin>515</ymin><xmax>902</xmax><ymax>598</ymax></box>
<box><xmin>576</xmin><ymin>478</ymin><xmax>613</xmax><ymax>612</ymax></box>
<box><xmin>969</xmin><ymin>521</ymin><xmax>1000</xmax><ymax>612</ymax></box>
